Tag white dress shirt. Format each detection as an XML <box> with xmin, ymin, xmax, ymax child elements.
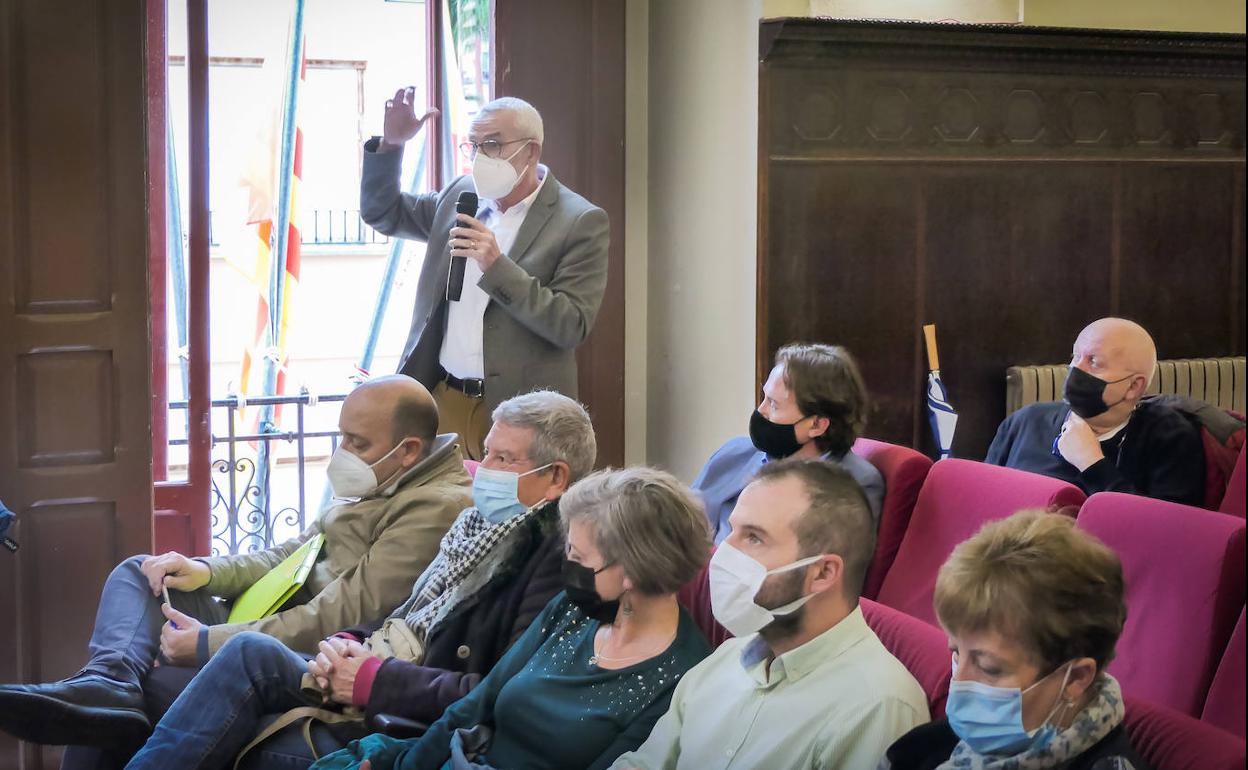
<box><xmin>439</xmin><ymin>166</ymin><xmax>548</xmax><ymax>380</ymax></box>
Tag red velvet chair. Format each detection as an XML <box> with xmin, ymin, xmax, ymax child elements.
<box><xmin>676</xmin><ymin>555</ymin><xmax>731</xmax><ymax>650</ymax></box>
<box><xmin>860</xmin><ymin>598</ymin><xmax>951</xmax><ymax>718</ymax></box>
<box><xmin>854</xmin><ymin>439</ymin><xmax>934</xmax><ymax>601</ymax></box>
<box><xmin>1125</xmin><ymin>695</ymin><xmax>1247</xmax><ymax>770</ymax></box>
<box><xmin>1220</xmin><ymin>447</ymin><xmax>1246</xmax><ymax>518</ymax></box>
<box><xmin>1077</xmin><ymin>493</ymin><xmax>1247</xmax><ymax>717</ymax></box>
<box><xmin>1202</xmin><ymin>607</ymin><xmax>1246</xmax><ymax>739</ymax></box>
<box><xmin>875</xmin><ymin>460</ymin><xmax>1085</xmax><ymax>626</ymax></box>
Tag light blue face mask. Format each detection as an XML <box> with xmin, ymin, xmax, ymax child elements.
<box><xmin>472</xmin><ymin>463</ymin><xmax>553</xmax><ymax>524</ymax></box>
<box><xmin>946</xmin><ymin>659</ymin><xmax>1074</xmax><ymax>756</ymax></box>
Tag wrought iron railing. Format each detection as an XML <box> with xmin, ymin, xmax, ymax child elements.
<box><xmin>207</xmin><ymin>210</ymin><xmax>390</xmax><ymax>247</ymax></box>
<box><xmin>169</xmin><ymin>392</ymin><xmax>348</xmax><ymax>556</ymax></box>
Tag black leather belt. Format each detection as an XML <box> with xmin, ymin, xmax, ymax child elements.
<box><xmin>444</xmin><ymin>372</ymin><xmax>485</xmax><ymax>399</ymax></box>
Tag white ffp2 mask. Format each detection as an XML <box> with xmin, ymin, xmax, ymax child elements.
<box><xmin>471</xmin><ymin>141</ymin><xmax>530</xmax><ymax>200</ymax></box>
<box><xmin>326</xmin><ymin>441</ymin><xmax>406</xmax><ymax>499</ymax></box>
<box><xmin>709</xmin><ymin>543</ymin><xmax>822</xmax><ymax>637</ymax></box>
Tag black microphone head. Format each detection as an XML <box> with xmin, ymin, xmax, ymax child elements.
<box><xmin>456</xmin><ymin>191</ymin><xmax>478</xmax><ymax>217</ymax></box>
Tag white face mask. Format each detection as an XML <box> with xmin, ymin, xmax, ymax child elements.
<box><xmin>709</xmin><ymin>542</ymin><xmax>823</xmax><ymax>637</ymax></box>
<box><xmin>326</xmin><ymin>441</ymin><xmax>408</xmax><ymax>499</ymax></box>
<box><xmin>471</xmin><ymin>141</ymin><xmax>530</xmax><ymax>200</ymax></box>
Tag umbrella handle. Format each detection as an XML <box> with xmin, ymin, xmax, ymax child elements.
<box><xmin>923</xmin><ymin>324</ymin><xmax>941</xmax><ymax>372</ymax></box>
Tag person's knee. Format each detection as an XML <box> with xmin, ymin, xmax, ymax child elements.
<box><xmin>113</xmin><ymin>554</ymin><xmax>152</xmax><ymax>580</ymax></box>
<box><xmin>225</xmin><ymin>631</ymin><xmax>294</xmax><ymax>671</ymax></box>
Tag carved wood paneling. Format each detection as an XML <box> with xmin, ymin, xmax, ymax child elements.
<box><xmin>758</xmin><ymin>20</ymin><xmax>1246</xmax><ymax>459</ymax></box>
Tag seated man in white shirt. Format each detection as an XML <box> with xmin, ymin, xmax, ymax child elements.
<box><xmin>612</xmin><ymin>460</ymin><xmax>928</xmax><ymax>770</ymax></box>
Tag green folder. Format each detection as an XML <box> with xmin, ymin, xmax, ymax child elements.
<box><xmin>227</xmin><ymin>533</ymin><xmax>325</xmax><ymax>624</ymax></box>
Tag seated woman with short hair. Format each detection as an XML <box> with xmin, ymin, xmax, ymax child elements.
<box><xmin>880</xmin><ymin>510</ymin><xmax>1152</xmax><ymax>770</ymax></box>
<box><xmin>310</xmin><ymin>467</ymin><xmax>712</xmax><ymax>770</ymax></box>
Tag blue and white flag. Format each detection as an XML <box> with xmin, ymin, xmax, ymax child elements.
<box><xmin>0</xmin><ymin>499</ymin><xmax>17</xmax><ymax>552</ymax></box>
<box><xmin>926</xmin><ymin>371</ymin><xmax>958</xmax><ymax>460</ymax></box>
<box><xmin>923</xmin><ymin>324</ymin><xmax>958</xmax><ymax>460</ymax></box>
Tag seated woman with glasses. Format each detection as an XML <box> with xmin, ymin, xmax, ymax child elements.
<box><xmin>310</xmin><ymin>467</ymin><xmax>712</xmax><ymax>770</ymax></box>
<box><xmin>879</xmin><ymin>510</ymin><xmax>1151</xmax><ymax>770</ymax></box>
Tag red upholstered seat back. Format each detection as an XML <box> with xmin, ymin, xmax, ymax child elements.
<box><xmin>875</xmin><ymin>459</ymin><xmax>1085</xmax><ymax>625</ymax></box>
<box><xmin>1077</xmin><ymin>493</ymin><xmax>1246</xmax><ymax>717</ymax></box>
<box><xmin>676</xmin><ymin>555</ymin><xmax>731</xmax><ymax>650</ymax></box>
<box><xmin>860</xmin><ymin>598</ymin><xmax>951</xmax><ymax>718</ymax></box>
<box><xmin>1220</xmin><ymin>447</ymin><xmax>1246</xmax><ymax>518</ymax></box>
<box><xmin>854</xmin><ymin>439</ymin><xmax>933</xmax><ymax>600</ymax></box>
<box><xmin>1202</xmin><ymin>607</ymin><xmax>1246</xmax><ymax>738</ymax></box>
<box><xmin>1125</xmin><ymin>695</ymin><xmax>1247</xmax><ymax>770</ymax></box>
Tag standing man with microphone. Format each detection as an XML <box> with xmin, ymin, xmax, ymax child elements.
<box><xmin>361</xmin><ymin>89</ymin><xmax>610</xmax><ymax>460</ymax></box>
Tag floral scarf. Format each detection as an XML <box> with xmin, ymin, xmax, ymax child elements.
<box><xmin>939</xmin><ymin>675</ymin><xmax>1128</xmax><ymax>770</ymax></box>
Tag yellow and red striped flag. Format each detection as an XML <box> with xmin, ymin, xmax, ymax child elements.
<box><xmin>236</xmin><ymin>36</ymin><xmax>305</xmax><ymax>426</ymax></box>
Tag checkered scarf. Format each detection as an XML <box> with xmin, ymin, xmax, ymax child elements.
<box><xmin>394</xmin><ymin>504</ymin><xmax>537</xmax><ymax>643</ymax></box>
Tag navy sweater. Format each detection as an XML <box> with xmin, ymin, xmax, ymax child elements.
<box><xmin>985</xmin><ymin>400</ymin><xmax>1205</xmax><ymax>507</ymax></box>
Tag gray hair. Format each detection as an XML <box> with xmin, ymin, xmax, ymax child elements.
<box><xmin>560</xmin><ymin>467</ymin><xmax>711</xmax><ymax>596</ymax></box>
<box><xmin>478</xmin><ymin>96</ymin><xmax>544</xmax><ymax>146</ymax></box>
<box><xmin>492</xmin><ymin>390</ymin><xmax>595</xmax><ymax>482</ymax></box>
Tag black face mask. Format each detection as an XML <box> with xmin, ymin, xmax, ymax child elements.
<box><xmin>749</xmin><ymin>409</ymin><xmax>809</xmax><ymax>459</ymax></box>
<box><xmin>561</xmin><ymin>557</ymin><xmax>620</xmax><ymax>623</ymax></box>
<box><xmin>1064</xmin><ymin>366</ymin><xmax>1133</xmax><ymax>420</ymax></box>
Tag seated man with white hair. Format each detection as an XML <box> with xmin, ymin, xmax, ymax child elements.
<box><xmin>986</xmin><ymin>317</ymin><xmax>1205</xmax><ymax>506</ymax></box>
<box><xmin>362</xmin><ymin>90</ymin><xmax>610</xmax><ymax>461</ymax></box>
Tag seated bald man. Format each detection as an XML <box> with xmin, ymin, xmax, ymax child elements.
<box><xmin>986</xmin><ymin>317</ymin><xmax>1205</xmax><ymax>506</ymax></box>
<box><xmin>0</xmin><ymin>374</ymin><xmax>472</xmax><ymax>750</ymax></box>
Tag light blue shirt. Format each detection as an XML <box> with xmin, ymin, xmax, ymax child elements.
<box><xmin>691</xmin><ymin>437</ymin><xmax>885</xmax><ymax>543</ymax></box>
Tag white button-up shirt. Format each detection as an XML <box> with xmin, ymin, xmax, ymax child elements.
<box><xmin>439</xmin><ymin>167</ymin><xmax>548</xmax><ymax>380</ymax></box>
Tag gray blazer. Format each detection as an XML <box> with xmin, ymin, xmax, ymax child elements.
<box><xmin>360</xmin><ymin>141</ymin><xmax>610</xmax><ymax>414</ymax></box>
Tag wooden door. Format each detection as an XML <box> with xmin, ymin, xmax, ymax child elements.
<box><xmin>0</xmin><ymin>0</ymin><xmax>155</xmax><ymax>766</ymax></box>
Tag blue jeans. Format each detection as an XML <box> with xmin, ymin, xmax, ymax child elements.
<box><xmin>85</xmin><ymin>555</ymin><xmax>230</xmax><ymax>686</ymax></box>
<box><xmin>125</xmin><ymin>631</ymin><xmax>312</xmax><ymax>770</ymax></box>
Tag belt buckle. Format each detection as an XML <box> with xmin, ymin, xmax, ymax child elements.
<box><xmin>463</xmin><ymin>378</ymin><xmax>485</xmax><ymax>399</ymax></box>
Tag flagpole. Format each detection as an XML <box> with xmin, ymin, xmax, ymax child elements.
<box><xmin>254</xmin><ymin>0</ymin><xmax>306</xmax><ymax>546</ymax></box>
<box><xmin>166</xmin><ymin>120</ymin><xmax>190</xmax><ymax>400</ymax></box>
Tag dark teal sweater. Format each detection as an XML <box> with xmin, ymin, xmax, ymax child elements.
<box><xmin>310</xmin><ymin>592</ymin><xmax>709</xmax><ymax>770</ymax></box>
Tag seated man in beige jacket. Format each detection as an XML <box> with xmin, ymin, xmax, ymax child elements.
<box><xmin>0</xmin><ymin>374</ymin><xmax>471</xmax><ymax>751</ymax></box>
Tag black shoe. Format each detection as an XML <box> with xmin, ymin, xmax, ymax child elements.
<box><xmin>0</xmin><ymin>673</ymin><xmax>151</xmax><ymax>747</ymax></box>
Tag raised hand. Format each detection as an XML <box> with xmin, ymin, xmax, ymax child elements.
<box><xmin>382</xmin><ymin>86</ymin><xmax>439</xmax><ymax>151</ymax></box>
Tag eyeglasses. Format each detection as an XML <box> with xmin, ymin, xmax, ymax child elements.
<box><xmin>458</xmin><ymin>138</ymin><xmax>533</xmax><ymax>161</ymax></box>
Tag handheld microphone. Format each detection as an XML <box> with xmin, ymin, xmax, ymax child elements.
<box><xmin>446</xmin><ymin>191</ymin><xmax>479</xmax><ymax>302</ymax></box>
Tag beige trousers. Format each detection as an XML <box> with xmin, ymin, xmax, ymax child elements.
<box><xmin>432</xmin><ymin>380</ymin><xmax>491</xmax><ymax>461</ymax></box>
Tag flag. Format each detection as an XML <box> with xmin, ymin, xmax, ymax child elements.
<box><xmin>923</xmin><ymin>324</ymin><xmax>958</xmax><ymax>460</ymax></box>
<box><xmin>232</xmin><ymin>26</ymin><xmax>306</xmax><ymax>428</ymax></box>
